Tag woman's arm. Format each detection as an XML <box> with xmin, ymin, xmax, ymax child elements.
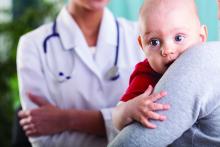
<box><xmin>19</xmin><ymin>93</ymin><xmax>106</xmax><ymax>136</ymax></box>
<box><xmin>17</xmin><ymin>34</ymin><xmax>107</xmax><ymax>146</ymax></box>
<box><xmin>108</xmin><ymin>42</ymin><xmax>220</xmax><ymax>147</ymax></box>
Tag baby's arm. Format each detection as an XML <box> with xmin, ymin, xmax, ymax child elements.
<box><xmin>112</xmin><ymin>85</ymin><xmax>170</xmax><ymax>130</ymax></box>
<box><xmin>113</xmin><ymin>60</ymin><xmax>170</xmax><ymax>130</ymax></box>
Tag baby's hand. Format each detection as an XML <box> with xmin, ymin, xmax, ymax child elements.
<box><xmin>113</xmin><ymin>85</ymin><xmax>170</xmax><ymax>130</ymax></box>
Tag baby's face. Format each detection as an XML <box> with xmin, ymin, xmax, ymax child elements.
<box><xmin>139</xmin><ymin>0</ymin><xmax>207</xmax><ymax>74</ymax></box>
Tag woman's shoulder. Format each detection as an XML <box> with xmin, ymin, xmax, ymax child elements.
<box><xmin>18</xmin><ymin>22</ymin><xmax>53</xmax><ymax>56</ymax></box>
<box><xmin>20</xmin><ymin>22</ymin><xmax>53</xmax><ymax>42</ymax></box>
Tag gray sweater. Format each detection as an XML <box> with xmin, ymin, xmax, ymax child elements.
<box><xmin>109</xmin><ymin>42</ymin><xmax>220</xmax><ymax>147</ymax></box>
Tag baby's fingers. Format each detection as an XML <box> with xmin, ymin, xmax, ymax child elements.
<box><xmin>143</xmin><ymin>85</ymin><xmax>154</xmax><ymax>96</ymax></box>
<box><xmin>139</xmin><ymin>117</ymin><xmax>157</xmax><ymax>129</ymax></box>
<box><xmin>149</xmin><ymin>103</ymin><xmax>170</xmax><ymax>111</ymax></box>
<box><xmin>149</xmin><ymin>91</ymin><xmax>167</xmax><ymax>102</ymax></box>
<box><xmin>145</xmin><ymin>111</ymin><xmax>167</xmax><ymax>121</ymax></box>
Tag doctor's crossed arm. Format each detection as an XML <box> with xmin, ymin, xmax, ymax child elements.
<box><xmin>18</xmin><ymin>93</ymin><xmax>106</xmax><ymax>136</ymax></box>
<box><xmin>18</xmin><ymin>93</ymin><xmax>70</xmax><ymax>136</ymax></box>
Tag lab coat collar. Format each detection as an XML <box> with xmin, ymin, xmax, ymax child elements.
<box><xmin>56</xmin><ymin>7</ymin><xmax>83</xmax><ymax>50</ymax></box>
<box><xmin>56</xmin><ymin>7</ymin><xmax>117</xmax><ymax>50</ymax></box>
<box><xmin>96</xmin><ymin>8</ymin><xmax>117</xmax><ymax>47</ymax></box>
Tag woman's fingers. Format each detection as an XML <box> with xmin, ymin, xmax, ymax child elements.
<box><xmin>23</xmin><ymin>123</ymin><xmax>35</xmax><ymax>131</ymax></box>
<box><xmin>26</xmin><ymin>128</ymin><xmax>38</xmax><ymax>136</ymax></box>
<box><xmin>18</xmin><ymin>110</ymin><xmax>30</xmax><ymax>118</ymax></box>
<box><xmin>27</xmin><ymin>92</ymin><xmax>49</xmax><ymax>107</ymax></box>
<box><xmin>19</xmin><ymin>116</ymin><xmax>33</xmax><ymax>126</ymax></box>
<box><xmin>21</xmin><ymin>121</ymin><xmax>41</xmax><ymax>137</ymax></box>
<box><xmin>20</xmin><ymin>118</ymin><xmax>39</xmax><ymax>137</ymax></box>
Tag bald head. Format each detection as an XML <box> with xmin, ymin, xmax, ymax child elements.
<box><xmin>139</xmin><ymin>0</ymin><xmax>201</xmax><ymax>34</ymax></box>
<box><xmin>140</xmin><ymin>0</ymin><xmax>198</xmax><ymax>16</ymax></box>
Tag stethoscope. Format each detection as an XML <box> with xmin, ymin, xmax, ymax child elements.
<box><xmin>43</xmin><ymin>18</ymin><xmax>120</xmax><ymax>83</ymax></box>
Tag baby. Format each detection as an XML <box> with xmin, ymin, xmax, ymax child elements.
<box><xmin>113</xmin><ymin>0</ymin><xmax>207</xmax><ymax>130</ymax></box>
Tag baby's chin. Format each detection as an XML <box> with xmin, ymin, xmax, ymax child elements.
<box><xmin>165</xmin><ymin>60</ymin><xmax>175</xmax><ymax>68</ymax></box>
<box><xmin>161</xmin><ymin>61</ymin><xmax>175</xmax><ymax>73</ymax></box>
<box><xmin>154</xmin><ymin>67</ymin><xmax>166</xmax><ymax>74</ymax></box>
<box><xmin>152</xmin><ymin>64</ymin><xmax>173</xmax><ymax>74</ymax></box>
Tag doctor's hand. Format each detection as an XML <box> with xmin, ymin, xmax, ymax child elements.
<box><xmin>112</xmin><ymin>85</ymin><xmax>170</xmax><ymax>130</ymax></box>
<box><xmin>18</xmin><ymin>93</ymin><xmax>68</xmax><ymax>137</ymax></box>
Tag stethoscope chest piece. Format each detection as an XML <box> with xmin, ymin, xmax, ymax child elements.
<box><xmin>105</xmin><ymin>65</ymin><xmax>120</xmax><ymax>81</ymax></box>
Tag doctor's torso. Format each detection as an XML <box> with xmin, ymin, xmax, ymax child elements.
<box><xmin>17</xmin><ymin>7</ymin><xmax>144</xmax><ymax>147</ymax></box>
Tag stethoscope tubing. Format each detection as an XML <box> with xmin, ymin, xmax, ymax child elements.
<box><xmin>43</xmin><ymin>17</ymin><xmax>120</xmax><ymax>82</ymax></box>
<box><xmin>43</xmin><ymin>21</ymin><xmax>59</xmax><ymax>54</ymax></box>
<box><xmin>114</xmin><ymin>18</ymin><xmax>120</xmax><ymax>66</ymax></box>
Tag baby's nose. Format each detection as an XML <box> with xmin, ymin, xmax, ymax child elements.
<box><xmin>160</xmin><ymin>46</ymin><xmax>176</xmax><ymax>57</ymax></box>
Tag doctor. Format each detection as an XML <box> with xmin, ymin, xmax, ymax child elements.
<box><xmin>17</xmin><ymin>0</ymin><xmax>144</xmax><ymax>146</ymax></box>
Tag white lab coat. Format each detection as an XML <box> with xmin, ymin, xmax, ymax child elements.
<box><xmin>17</xmin><ymin>7</ymin><xmax>144</xmax><ymax>147</ymax></box>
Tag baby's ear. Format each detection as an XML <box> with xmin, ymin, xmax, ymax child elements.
<box><xmin>200</xmin><ymin>25</ymin><xmax>208</xmax><ymax>42</ymax></box>
<box><xmin>137</xmin><ymin>35</ymin><xmax>143</xmax><ymax>49</ymax></box>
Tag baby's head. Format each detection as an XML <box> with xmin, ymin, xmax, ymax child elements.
<box><xmin>138</xmin><ymin>0</ymin><xmax>208</xmax><ymax>74</ymax></box>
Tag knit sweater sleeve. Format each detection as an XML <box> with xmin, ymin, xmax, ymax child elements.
<box><xmin>109</xmin><ymin>42</ymin><xmax>220</xmax><ymax>147</ymax></box>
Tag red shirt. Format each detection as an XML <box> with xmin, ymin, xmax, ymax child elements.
<box><xmin>121</xmin><ymin>59</ymin><xmax>162</xmax><ymax>102</ymax></box>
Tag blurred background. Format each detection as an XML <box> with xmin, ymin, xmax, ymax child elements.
<box><xmin>0</xmin><ymin>0</ymin><xmax>218</xmax><ymax>146</ymax></box>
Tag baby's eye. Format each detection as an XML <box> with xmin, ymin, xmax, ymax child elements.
<box><xmin>150</xmin><ymin>39</ymin><xmax>160</xmax><ymax>47</ymax></box>
<box><xmin>175</xmin><ymin>34</ymin><xmax>185</xmax><ymax>42</ymax></box>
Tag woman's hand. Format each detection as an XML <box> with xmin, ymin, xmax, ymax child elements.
<box><xmin>112</xmin><ymin>85</ymin><xmax>170</xmax><ymax>130</ymax></box>
<box><xmin>18</xmin><ymin>93</ymin><xmax>68</xmax><ymax>137</ymax></box>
